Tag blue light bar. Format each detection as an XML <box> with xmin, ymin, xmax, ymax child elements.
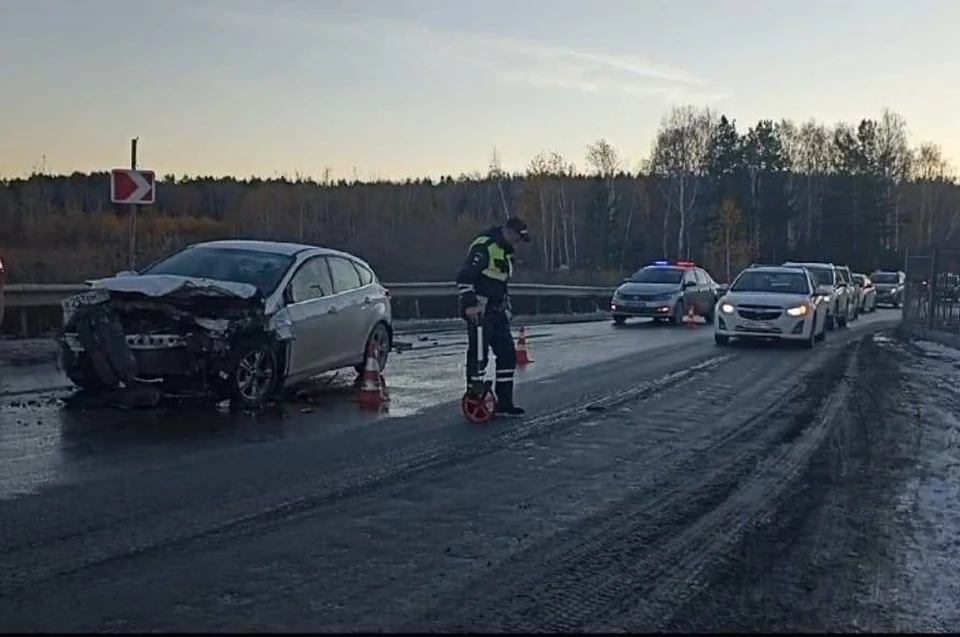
<box><xmin>652</xmin><ymin>260</ymin><xmax>669</xmax><ymax>266</ymax></box>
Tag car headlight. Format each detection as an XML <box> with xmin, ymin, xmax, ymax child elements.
<box><xmin>720</xmin><ymin>303</ymin><xmax>735</xmax><ymax>314</ymax></box>
<box><xmin>786</xmin><ymin>304</ymin><xmax>809</xmax><ymax>317</ymax></box>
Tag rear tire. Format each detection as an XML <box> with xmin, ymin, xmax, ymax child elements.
<box><xmin>354</xmin><ymin>322</ymin><xmax>391</xmax><ymax>375</ymax></box>
<box><xmin>613</xmin><ymin>315</ymin><xmax>627</xmax><ymax>326</ymax></box>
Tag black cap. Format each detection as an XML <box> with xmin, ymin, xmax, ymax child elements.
<box><xmin>504</xmin><ymin>216</ymin><xmax>531</xmax><ymax>242</ymax></box>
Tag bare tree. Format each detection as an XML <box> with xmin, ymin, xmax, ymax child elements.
<box><xmin>647</xmin><ymin>105</ymin><xmax>716</xmax><ymax>259</ymax></box>
<box><xmin>874</xmin><ymin>109</ymin><xmax>912</xmax><ymax>249</ymax></box>
<box><xmin>488</xmin><ymin>147</ymin><xmax>510</xmax><ymax>219</ymax></box>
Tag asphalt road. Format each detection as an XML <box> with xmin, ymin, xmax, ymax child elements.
<box><xmin>0</xmin><ymin>311</ymin><xmax>901</xmax><ymax>631</ymax></box>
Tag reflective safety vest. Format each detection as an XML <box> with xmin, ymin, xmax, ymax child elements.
<box><xmin>469</xmin><ymin>234</ymin><xmax>513</xmax><ymax>282</ymax></box>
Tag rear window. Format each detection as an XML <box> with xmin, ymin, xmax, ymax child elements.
<box><xmin>142</xmin><ymin>247</ymin><xmax>294</xmax><ymax>296</ymax></box>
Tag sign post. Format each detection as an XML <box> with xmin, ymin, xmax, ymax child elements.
<box><xmin>109</xmin><ymin>140</ymin><xmax>155</xmax><ymax>268</ymax></box>
<box><xmin>129</xmin><ymin>138</ymin><xmax>138</xmax><ymax>269</ymax></box>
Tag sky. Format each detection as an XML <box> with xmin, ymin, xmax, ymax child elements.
<box><xmin>1</xmin><ymin>0</ymin><xmax>958</xmax><ymax>180</ymax></box>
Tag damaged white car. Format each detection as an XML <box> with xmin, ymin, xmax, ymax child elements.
<box><xmin>58</xmin><ymin>240</ymin><xmax>394</xmax><ymax>408</ymax></box>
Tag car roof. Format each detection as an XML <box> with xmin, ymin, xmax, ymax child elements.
<box><xmin>743</xmin><ymin>266</ymin><xmax>810</xmax><ymax>276</ymax></box>
<box><xmin>189</xmin><ymin>240</ymin><xmax>354</xmax><ymax>260</ymax></box>
<box><xmin>783</xmin><ymin>261</ymin><xmax>835</xmax><ymax>268</ymax></box>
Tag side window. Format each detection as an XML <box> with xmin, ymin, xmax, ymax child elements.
<box><xmin>328</xmin><ymin>256</ymin><xmax>363</xmax><ymax>294</ymax></box>
<box><xmin>352</xmin><ymin>260</ymin><xmax>375</xmax><ymax>286</ymax></box>
<box><xmin>289</xmin><ymin>257</ymin><xmax>333</xmax><ymax>303</ymax></box>
<box><xmin>683</xmin><ymin>270</ymin><xmax>697</xmax><ymax>285</ymax></box>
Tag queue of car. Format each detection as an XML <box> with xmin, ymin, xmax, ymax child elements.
<box><xmin>610</xmin><ymin>259</ymin><xmax>903</xmax><ymax>349</ymax></box>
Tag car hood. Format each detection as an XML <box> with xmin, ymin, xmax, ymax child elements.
<box><xmin>616</xmin><ymin>282</ymin><xmax>680</xmax><ymax>296</ymax></box>
<box><xmin>722</xmin><ymin>291</ymin><xmax>810</xmax><ymax>308</ymax></box>
<box><xmin>89</xmin><ymin>274</ymin><xmax>262</xmax><ymax>303</ymax></box>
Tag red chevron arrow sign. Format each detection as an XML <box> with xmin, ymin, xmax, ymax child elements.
<box><xmin>110</xmin><ymin>169</ymin><xmax>156</xmax><ymax>205</ymax></box>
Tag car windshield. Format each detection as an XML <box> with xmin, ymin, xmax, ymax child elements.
<box><xmin>141</xmin><ymin>247</ymin><xmax>294</xmax><ymax>296</ymax></box>
<box><xmin>731</xmin><ymin>270</ymin><xmax>809</xmax><ymax>294</ymax></box>
<box><xmin>872</xmin><ymin>272</ymin><xmax>899</xmax><ymax>284</ymax></box>
<box><xmin>627</xmin><ymin>267</ymin><xmax>683</xmax><ymax>284</ymax></box>
<box><xmin>800</xmin><ymin>265</ymin><xmax>835</xmax><ymax>286</ymax></box>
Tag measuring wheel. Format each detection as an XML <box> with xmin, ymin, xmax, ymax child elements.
<box><xmin>461</xmin><ymin>380</ymin><xmax>497</xmax><ymax>424</ymax></box>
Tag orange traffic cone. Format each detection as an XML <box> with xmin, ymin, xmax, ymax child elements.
<box><xmin>685</xmin><ymin>307</ymin><xmax>698</xmax><ymax>330</ymax></box>
<box><xmin>516</xmin><ymin>326</ymin><xmax>534</xmax><ymax>366</ymax></box>
<box><xmin>357</xmin><ymin>341</ymin><xmax>388</xmax><ymax>410</ymax></box>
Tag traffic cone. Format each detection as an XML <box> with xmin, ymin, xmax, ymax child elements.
<box><xmin>357</xmin><ymin>341</ymin><xmax>388</xmax><ymax>409</ymax></box>
<box><xmin>516</xmin><ymin>326</ymin><xmax>534</xmax><ymax>366</ymax></box>
<box><xmin>685</xmin><ymin>307</ymin><xmax>698</xmax><ymax>330</ymax></box>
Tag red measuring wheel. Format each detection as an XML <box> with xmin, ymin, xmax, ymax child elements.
<box><xmin>461</xmin><ymin>384</ymin><xmax>497</xmax><ymax>424</ymax></box>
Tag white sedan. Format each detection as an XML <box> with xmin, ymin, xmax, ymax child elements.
<box><xmin>714</xmin><ymin>266</ymin><xmax>828</xmax><ymax>348</ymax></box>
<box><xmin>58</xmin><ymin>240</ymin><xmax>393</xmax><ymax>407</ymax></box>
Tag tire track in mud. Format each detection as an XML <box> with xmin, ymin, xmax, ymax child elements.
<box><xmin>0</xmin><ymin>346</ymin><xmax>733</xmax><ymax>593</ymax></box>
<box><xmin>406</xmin><ymin>340</ymin><xmax>861</xmax><ymax>632</ymax></box>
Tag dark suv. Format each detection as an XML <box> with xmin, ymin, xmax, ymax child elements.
<box><xmin>870</xmin><ymin>270</ymin><xmax>905</xmax><ymax>308</ymax></box>
<box><xmin>611</xmin><ymin>261</ymin><xmax>720</xmax><ymax>326</ymax></box>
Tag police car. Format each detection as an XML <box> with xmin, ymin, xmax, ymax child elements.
<box><xmin>611</xmin><ymin>260</ymin><xmax>720</xmax><ymax>326</ymax></box>
<box><xmin>714</xmin><ymin>265</ymin><xmax>828</xmax><ymax>348</ymax></box>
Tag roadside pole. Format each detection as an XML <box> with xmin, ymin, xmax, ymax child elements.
<box><xmin>129</xmin><ymin>137</ymin><xmax>139</xmax><ymax>269</ymax></box>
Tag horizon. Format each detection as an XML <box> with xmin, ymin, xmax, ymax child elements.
<box><xmin>2</xmin><ymin>0</ymin><xmax>958</xmax><ymax>181</ymax></box>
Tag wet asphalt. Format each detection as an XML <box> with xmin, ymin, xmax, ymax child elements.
<box><xmin>0</xmin><ymin>311</ymin><xmax>903</xmax><ymax>631</ymax></box>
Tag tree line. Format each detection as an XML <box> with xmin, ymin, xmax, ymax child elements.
<box><xmin>1</xmin><ymin>106</ymin><xmax>957</xmax><ymax>285</ymax></box>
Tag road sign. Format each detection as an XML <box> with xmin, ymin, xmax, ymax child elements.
<box><xmin>110</xmin><ymin>168</ymin><xmax>155</xmax><ymax>205</ymax></box>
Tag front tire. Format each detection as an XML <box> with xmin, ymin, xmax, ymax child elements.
<box><xmin>671</xmin><ymin>300</ymin><xmax>685</xmax><ymax>327</ymax></box>
<box><xmin>714</xmin><ymin>333</ymin><xmax>729</xmax><ymax>346</ymax></box>
<box><xmin>227</xmin><ymin>338</ymin><xmax>279</xmax><ymax>409</ymax></box>
<box><xmin>613</xmin><ymin>315</ymin><xmax>627</xmax><ymax>326</ymax></box>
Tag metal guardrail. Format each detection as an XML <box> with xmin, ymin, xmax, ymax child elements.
<box><xmin>2</xmin><ymin>281</ymin><xmax>616</xmax><ymax>337</ymax></box>
<box><xmin>4</xmin><ymin>281</ymin><xmax>615</xmax><ymax>307</ymax></box>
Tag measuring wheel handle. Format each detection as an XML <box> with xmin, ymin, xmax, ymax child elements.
<box><xmin>461</xmin><ymin>380</ymin><xmax>497</xmax><ymax>424</ymax></box>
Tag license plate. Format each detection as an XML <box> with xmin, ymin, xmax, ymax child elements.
<box><xmin>741</xmin><ymin>319</ymin><xmax>773</xmax><ymax>331</ymax></box>
<box><xmin>61</xmin><ymin>288</ymin><xmax>110</xmax><ymax>311</ymax></box>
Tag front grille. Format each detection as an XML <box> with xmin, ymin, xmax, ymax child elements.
<box><xmin>738</xmin><ymin>309</ymin><xmax>782</xmax><ymax>321</ymax></box>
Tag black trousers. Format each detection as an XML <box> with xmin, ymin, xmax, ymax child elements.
<box><xmin>465</xmin><ymin>309</ymin><xmax>517</xmax><ymax>407</ymax></box>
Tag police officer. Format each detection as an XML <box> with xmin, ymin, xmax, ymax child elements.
<box><xmin>456</xmin><ymin>216</ymin><xmax>530</xmax><ymax>417</ymax></box>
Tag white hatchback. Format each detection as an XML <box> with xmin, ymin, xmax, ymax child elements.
<box><xmin>714</xmin><ymin>266</ymin><xmax>828</xmax><ymax>348</ymax></box>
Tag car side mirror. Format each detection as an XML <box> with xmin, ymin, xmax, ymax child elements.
<box><xmin>716</xmin><ymin>284</ymin><xmax>728</xmax><ymax>295</ymax></box>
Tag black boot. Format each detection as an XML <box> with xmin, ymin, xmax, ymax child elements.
<box><xmin>494</xmin><ymin>380</ymin><xmax>525</xmax><ymax>417</ymax></box>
